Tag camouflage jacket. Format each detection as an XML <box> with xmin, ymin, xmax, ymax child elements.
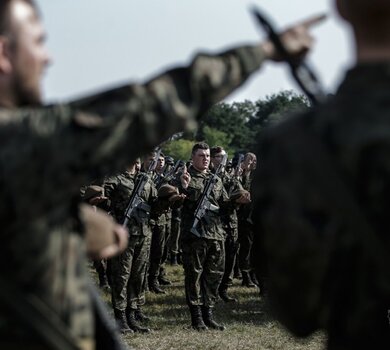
<box><xmin>103</xmin><ymin>171</ymin><xmax>157</xmax><ymax>237</ymax></box>
<box><xmin>253</xmin><ymin>63</ymin><xmax>390</xmax><ymax>349</ymax></box>
<box><xmin>238</xmin><ymin>171</ymin><xmax>254</xmax><ymax>224</ymax></box>
<box><xmin>219</xmin><ymin>171</ymin><xmax>243</xmax><ymax>230</ymax></box>
<box><xmin>0</xmin><ymin>43</ymin><xmax>266</xmax><ymax>342</ymax></box>
<box><xmin>179</xmin><ymin>166</ymin><xmax>230</xmax><ymax>241</ymax></box>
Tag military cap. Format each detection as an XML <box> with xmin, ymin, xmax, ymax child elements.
<box><xmin>230</xmin><ymin>188</ymin><xmax>250</xmax><ymax>201</ymax></box>
<box><xmin>158</xmin><ymin>184</ymin><xmax>179</xmax><ymax>198</ymax></box>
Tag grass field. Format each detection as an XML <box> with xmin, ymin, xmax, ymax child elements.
<box><xmin>96</xmin><ymin>264</ymin><xmax>326</xmax><ymax>350</ymax></box>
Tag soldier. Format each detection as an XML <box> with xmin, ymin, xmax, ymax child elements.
<box><xmin>0</xmin><ymin>0</ymin><xmax>323</xmax><ymax>348</ymax></box>
<box><xmin>237</xmin><ymin>152</ymin><xmax>258</xmax><ymax>288</ymax></box>
<box><xmin>141</xmin><ymin>151</ymin><xmax>166</xmax><ymax>294</ymax></box>
<box><xmin>103</xmin><ymin>160</ymin><xmax>157</xmax><ymax>333</ymax></box>
<box><xmin>179</xmin><ymin>143</ymin><xmax>250</xmax><ymax>331</ymax></box>
<box><xmin>252</xmin><ymin>1</ymin><xmax>390</xmax><ymax>349</ymax></box>
<box><xmin>210</xmin><ymin>146</ymin><xmax>250</xmax><ymax>303</ymax></box>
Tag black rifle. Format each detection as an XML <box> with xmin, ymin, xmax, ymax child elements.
<box><xmin>251</xmin><ymin>6</ymin><xmax>326</xmax><ymax>105</ymax></box>
<box><xmin>190</xmin><ymin>154</ymin><xmax>227</xmax><ymax>237</ymax></box>
<box><xmin>122</xmin><ymin>149</ymin><xmax>161</xmax><ymax>227</ymax></box>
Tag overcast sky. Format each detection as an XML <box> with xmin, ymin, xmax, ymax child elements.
<box><xmin>39</xmin><ymin>0</ymin><xmax>354</xmax><ymax>104</ymax></box>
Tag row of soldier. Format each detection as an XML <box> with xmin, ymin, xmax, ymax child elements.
<box><xmin>81</xmin><ymin>145</ymin><xmax>259</xmax><ymax>333</ymax></box>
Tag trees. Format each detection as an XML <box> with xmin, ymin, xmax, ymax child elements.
<box><xmin>162</xmin><ymin>90</ymin><xmax>309</xmax><ymax>160</ymax></box>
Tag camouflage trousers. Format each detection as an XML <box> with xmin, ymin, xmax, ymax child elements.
<box><xmin>168</xmin><ymin>217</ymin><xmax>181</xmax><ymax>255</ymax></box>
<box><xmin>182</xmin><ymin>237</ymin><xmax>225</xmax><ymax>307</ymax></box>
<box><xmin>219</xmin><ymin>227</ymin><xmax>239</xmax><ymax>291</ymax></box>
<box><xmin>149</xmin><ymin>223</ymin><xmax>168</xmax><ymax>280</ymax></box>
<box><xmin>110</xmin><ymin>234</ymin><xmax>151</xmax><ymax>311</ymax></box>
<box><xmin>238</xmin><ymin>220</ymin><xmax>254</xmax><ymax>273</ymax></box>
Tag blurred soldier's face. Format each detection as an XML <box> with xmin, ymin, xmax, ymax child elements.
<box><xmin>192</xmin><ymin>148</ymin><xmax>210</xmax><ymax>172</ymax></box>
<box><xmin>135</xmin><ymin>158</ymin><xmax>141</xmax><ymax>172</ymax></box>
<box><xmin>242</xmin><ymin>155</ymin><xmax>257</xmax><ymax>171</ymax></box>
<box><xmin>6</xmin><ymin>1</ymin><xmax>51</xmax><ymax>106</ymax></box>
<box><xmin>211</xmin><ymin>150</ymin><xmax>226</xmax><ymax>169</ymax></box>
<box><xmin>156</xmin><ymin>156</ymin><xmax>165</xmax><ymax>172</ymax></box>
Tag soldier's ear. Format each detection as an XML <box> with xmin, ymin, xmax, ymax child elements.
<box><xmin>0</xmin><ymin>36</ymin><xmax>13</xmax><ymax>74</ymax></box>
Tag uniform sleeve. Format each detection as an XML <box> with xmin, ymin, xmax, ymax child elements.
<box><xmin>0</xmin><ymin>44</ymin><xmax>266</xmax><ymax>220</ymax></box>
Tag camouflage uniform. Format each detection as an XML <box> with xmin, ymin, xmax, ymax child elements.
<box><xmin>219</xmin><ymin>171</ymin><xmax>243</xmax><ymax>296</ymax></box>
<box><xmin>237</xmin><ymin>171</ymin><xmax>256</xmax><ymax>286</ymax></box>
<box><xmin>148</xmin><ymin>173</ymin><xmax>169</xmax><ymax>292</ymax></box>
<box><xmin>103</xmin><ymin>171</ymin><xmax>156</xmax><ymax>312</ymax></box>
<box><xmin>0</xmin><ymin>43</ymin><xmax>266</xmax><ymax>347</ymax></box>
<box><xmin>253</xmin><ymin>64</ymin><xmax>390</xmax><ymax>349</ymax></box>
<box><xmin>180</xmin><ymin>166</ymin><xmax>229</xmax><ymax>308</ymax></box>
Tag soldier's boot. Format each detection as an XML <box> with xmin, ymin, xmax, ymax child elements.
<box><xmin>158</xmin><ymin>276</ymin><xmax>172</xmax><ymax>286</ymax></box>
<box><xmin>149</xmin><ymin>278</ymin><xmax>166</xmax><ymax>294</ymax></box>
<box><xmin>126</xmin><ymin>308</ymin><xmax>151</xmax><ymax>333</ymax></box>
<box><xmin>250</xmin><ymin>271</ymin><xmax>259</xmax><ymax>287</ymax></box>
<box><xmin>113</xmin><ymin>309</ymin><xmax>133</xmax><ymax>334</ymax></box>
<box><xmin>201</xmin><ymin>306</ymin><xmax>225</xmax><ymax>331</ymax></box>
<box><xmin>241</xmin><ymin>271</ymin><xmax>256</xmax><ymax>288</ymax></box>
<box><xmin>135</xmin><ymin>307</ymin><xmax>150</xmax><ymax>322</ymax></box>
<box><xmin>189</xmin><ymin>305</ymin><xmax>208</xmax><ymax>331</ymax></box>
<box><xmin>219</xmin><ymin>288</ymin><xmax>238</xmax><ymax>303</ymax></box>
<box><xmin>169</xmin><ymin>253</ymin><xmax>178</xmax><ymax>266</ymax></box>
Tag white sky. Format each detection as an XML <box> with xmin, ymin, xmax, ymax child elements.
<box><xmin>39</xmin><ymin>0</ymin><xmax>354</xmax><ymax>104</ymax></box>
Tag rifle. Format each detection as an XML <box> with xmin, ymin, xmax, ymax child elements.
<box><xmin>156</xmin><ymin>159</ymin><xmax>185</xmax><ymax>189</ymax></box>
<box><xmin>122</xmin><ymin>149</ymin><xmax>161</xmax><ymax>227</ymax></box>
<box><xmin>250</xmin><ymin>6</ymin><xmax>326</xmax><ymax>106</ymax></box>
<box><xmin>190</xmin><ymin>154</ymin><xmax>227</xmax><ymax>237</ymax></box>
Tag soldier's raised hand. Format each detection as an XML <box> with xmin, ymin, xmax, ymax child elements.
<box><xmin>261</xmin><ymin>14</ymin><xmax>326</xmax><ymax>63</ymax></box>
<box><xmin>180</xmin><ymin>164</ymin><xmax>191</xmax><ymax>189</ymax></box>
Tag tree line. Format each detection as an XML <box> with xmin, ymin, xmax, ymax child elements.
<box><xmin>163</xmin><ymin>90</ymin><xmax>309</xmax><ymax>160</ymax></box>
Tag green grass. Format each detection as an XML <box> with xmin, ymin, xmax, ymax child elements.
<box><xmin>94</xmin><ymin>264</ymin><xmax>326</xmax><ymax>350</ymax></box>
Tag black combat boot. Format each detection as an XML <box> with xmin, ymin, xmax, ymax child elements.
<box><xmin>149</xmin><ymin>278</ymin><xmax>166</xmax><ymax>294</ymax></box>
<box><xmin>169</xmin><ymin>253</ymin><xmax>178</xmax><ymax>266</ymax></box>
<box><xmin>113</xmin><ymin>309</ymin><xmax>133</xmax><ymax>334</ymax></box>
<box><xmin>201</xmin><ymin>306</ymin><xmax>225</xmax><ymax>331</ymax></box>
<box><xmin>158</xmin><ymin>275</ymin><xmax>172</xmax><ymax>286</ymax></box>
<box><xmin>219</xmin><ymin>289</ymin><xmax>238</xmax><ymax>303</ymax></box>
<box><xmin>241</xmin><ymin>271</ymin><xmax>256</xmax><ymax>288</ymax></box>
<box><xmin>126</xmin><ymin>308</ymin><xmax>151</xmax><ymax>333</ymax></box>
<box><xmin>250</xmin><ymin>270</ymin><xmax>259</xmax><ymax>287</ymax></box>
<box><xmin>189</xmin><ymin>305</ymin><xmax>208</xmax><ymax>331</ymax></box>
<box><xmin>135</xmin><ymin>307</ymin><xmax>150</xmax><ymax>322</ymax></box>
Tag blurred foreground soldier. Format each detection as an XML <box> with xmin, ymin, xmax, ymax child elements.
<box><xmin>0</xmin><ymin>0</ymin><xmax>324</xmax><ymax>348</ymax></box>
<box><xmin>253</xmin><ymin>1</ymin><xmax>390</xmax><ymax>349</ymax></box>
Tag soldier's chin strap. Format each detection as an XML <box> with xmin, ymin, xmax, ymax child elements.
<box><xmin>250</xmin><ymin>6</ymin><xmax>326</xmax><ymax>106</ymax></box>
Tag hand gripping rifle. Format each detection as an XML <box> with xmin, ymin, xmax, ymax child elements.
<box><xmin>122</xmin><ymin>148</ymin><xmax>162</xmax><ymax>227</ymax></box>
<box><xmin>190</xmin><ymin>154</ymin><xmax>228</xmax><ymax>237</ymax></box>
<box><xmin>251</xmin><ymin>6</ymin><xmax>326</xmax><ymax>106</ymax></box>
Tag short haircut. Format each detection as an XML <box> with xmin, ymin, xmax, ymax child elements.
<box><xmin>244</xmin><ymin>152</ymin><xmax>256</xmax><ymax>161</ymax></box>
<box><xmin>192</xmin><ymin>142</ymin><xmax>209</xmax><ymax>155</ymax></box>
<box><xmin>210</xmin><ymin>146</ymin><xmax>224</xmax><ymax>158</ymax></box>
<box><xmin>0</xmin><ymin>0</ymin><xmax>39</xmax><ymax>36</ymax></box>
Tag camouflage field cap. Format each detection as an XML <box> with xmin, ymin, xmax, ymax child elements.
<box><xmin>230</xmin><ymin>189</ymin><xmax>249</xmax><ymax>201</ymax></box>
<box><xmin>158</xmin><ymin>184</ymin><xmax>179</xmax><ymax>198</ymax></box>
